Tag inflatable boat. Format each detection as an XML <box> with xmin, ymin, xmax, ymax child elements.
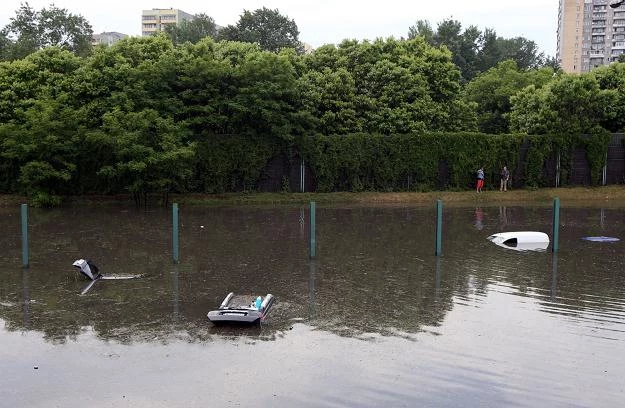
<box><xmin>207</xmin><ymin>292</ymin><xmax>275</xmax><ymax>324</ymax></box>
<box><xmin>487</xmin><ymin>231</ymin><xmax>550</xmax><ymax>251</ymax></box>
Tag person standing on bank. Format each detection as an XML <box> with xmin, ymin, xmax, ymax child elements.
<box><xmin>476</xmin><ymin>166</ymin><xmax>485</xmax><ymax>193</ymax></box>
<box><xmin>500</xmin><ymin>165</ymin><xmax>510</xmax><ymax>192</ymax></box>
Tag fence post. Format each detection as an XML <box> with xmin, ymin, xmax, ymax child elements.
<box><xmin>435</xmin><ymin>200</ymin><xmax>443</xmax><ymax>256</ymax></box>
<box><xmin>21</xmin><ymin>204</ymin><xmax>29</xmax><ymax>268</ymax></box>
<box><xmin>552</xmin><ymin>198</ymin><xmax>560</xmax><ymax>253</ymax></box>
<box><xmin>309</xmin><ymin>201</ymin><xmax>316</xmax><ymax>258</ymax></box>
<box><xmin>172</xmin><ymin>203</ymin><xmax>179</xmax><ymax>264</ymax></box>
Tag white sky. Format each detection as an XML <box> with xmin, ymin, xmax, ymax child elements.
<box><xmin>1</xmin><ymin>1</ymin><xmax>559</xmax><ymax>56</ymax></box>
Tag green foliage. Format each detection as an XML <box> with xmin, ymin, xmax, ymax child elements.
<box><xmin>217</xmin><ymin>7</ymin><xmax>302</xmax><ymax>53</ymax></box>
<box><xmin>164</xmin><ymin>13</ymin><xmax>218</xmax><ymax>45</ymax></box>
<box><xmin>592</xmin><ymin>62</ymin><xmax>625</xmax><ymax>132</ymax></box>
<box><xmin>297</xmin><ymin>132</ymin><xmax>524</xmax><ymax>192</ymax></box>
<box><xmin>510</xmin><ymin>73</ymin><xmax>612</xmax><ymax>135</ymax></box>
<box><xmin>408</xmin><ymin>19</ymin><xmax>545</xmax><ymax>82</ymax></box>
<box><xmin>193</xmin><ymin>135</ymin><xmax>279</xmax><ymax>193</ymax></box>
<box><xmin>1</xmin><ymin>3</ymin><xmax>93</xmax><ymax>60</ymax></box>
<box><xmin>300</xmin><ymin>38</ymin><xmax>477</xmax><ymax>134</ymax></box>
<box><xmin>0</xmin><ymin>32</ymin><xmax>620</xmax><ymax>202</ymax></box>
<box><xmin>464</xmin><ymin>60</ymin><xmax>554</xmax><ymax>133</ymax></box>
<box><xmin>524</xmin><ymin>135</ymin><xmax>554</xmax><ymax>188</ymax></box>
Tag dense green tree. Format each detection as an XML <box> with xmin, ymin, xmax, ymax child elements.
<box><xmin>592</xmin><ymin>62</ymin><xmax>625</xmax><ymax>132</ymax></box>
<box><xmin>164</xmin><ymin>13</ymin><xmax>218</xmax><ymax>45</ymax></box>
<box><xmin>542</xmin><ymin>55</ymin><xmax>561</xmax><ymax>71</ymax></box>
<box><xmin>174</xmin><ymin>39</ymin><xmax>311</xmax><ymax>139</ymax></box>
<box><xmin>0</xmin><ymin>47</ymin><xmax>82</xmax><ymax>124</ymax></box>
<box><xmin>96</xmin><ymin>109</ymin><xmax>195</xmax><ymax>205</ymax></box>
<box><xmin>509</xmin><ymin>74</ymin><xmax>609</xmax><ymax>135</ymax></box>
<box><xmin>495</xmin><ymin>37</ymin><xmax>545</xmax><ymax>70</ymax></box>
<box><xmin>408</xmin><ymin>19</ymin><xmax>544</xmax><ymax>82</ymax></box>
<box><xmin>300</xmin><ymin>37</ymin><xmax>476</xmax><ymax>134</ymax></box>
<box><xmin>408</xmin><ymin>19</ymin><xmax>481</xmax><ymax>82</ymax></box>
<box><xmin>0</xmin><ymin>97</ymin><xmax>79</xmax><ymax>202</ymax></box>
<box><xmin>464</xmin><ymin>60</ymin><xmax>554</xmax><ymax>133</ymax></box>
<box><xmin>1</xmin><ymin>2</ymin><xmax>93</xmax><ymax>60</ymax></box>
<box><xmin>217</xmin><ymin>7</ymin><xmax>302</xmax><ymax>53</ymax></box>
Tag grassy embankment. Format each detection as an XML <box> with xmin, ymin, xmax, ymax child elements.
<box><xmin>2</xmin><ymin>186</ymin><xmax>625</xmax><ymax>208</ymax></box>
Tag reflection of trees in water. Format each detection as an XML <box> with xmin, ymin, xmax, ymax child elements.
<box><xmin>1</xmin><ymin>205</ymin><xmax>625</xmax><ymax>342</ymax></box>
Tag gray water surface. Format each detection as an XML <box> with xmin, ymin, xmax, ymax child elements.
<box><xmin>1</xmin><ymin>203</ymin><xmax>624</xmax><ymax>407</ymax></box>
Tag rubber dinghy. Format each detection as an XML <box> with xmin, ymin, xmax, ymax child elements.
<box><xmin>207</xmin><ymin>293</ymin><xmax>275</xmax><ymax>325</ymax></box>
<box><xmin>487</xmin><ymin>231</ymin><xmax>550</xmax><ymax>251</ymax></box>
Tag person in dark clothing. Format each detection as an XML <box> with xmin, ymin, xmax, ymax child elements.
<box><xmin>500</xmin><ymin>166</ymin><xmax>510</xmax><ymax>191</ymax></box>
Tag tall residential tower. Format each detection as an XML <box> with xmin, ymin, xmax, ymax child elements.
<box><xmin>557</xmin><ymin>0</ymin><xmax>625</xmax><ymax>73</ymax></box>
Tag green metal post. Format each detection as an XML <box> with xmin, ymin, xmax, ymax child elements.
<box><xmin>435</xmin><ymin>200</ymin><xmax>443</xmax><ymax>256</ymax></box>
<box><xmin>21</xmin><ymin>204</ymin><xmax>29</xmax><ymax>268</ymax></box>
<box><xmin>172</xmin><ymin>203</ymin><xmax>179</xmax><ymax>264</ymax></box>
<box><xmin>552</xmin><ymin>198</ymin><xmax>560</xmax><ymax>253</ymax></box>
<box><xmin>310</xmin><ymin>201</ymin><xmax>316</xmax><ymax>258</ymax></box>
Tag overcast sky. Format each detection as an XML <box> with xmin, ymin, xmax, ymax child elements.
<box><xmin>1</xmin><ymin>1</ymin><xmax>560</xmax><ymax>56</ymax></box>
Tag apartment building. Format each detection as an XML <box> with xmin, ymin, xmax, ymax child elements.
<box><xmin>557</xmin><ymin>0</ymin><xmax>625</xmax><ymax>73</ymax></box>
<box><xmin>141</xmin><ymin>8</ymin><xmax>195</xmax><ymax>36</ymax></box>
<box><xmin>92</xmin><ymin>32</ymin><xmax>128</xmax><ymax>46</ymax></box>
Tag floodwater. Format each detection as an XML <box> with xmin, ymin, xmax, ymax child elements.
<box><xmin>1</xmin><ymin>202</ymin><xmax>624</xmax><ymax>407</ymax></box>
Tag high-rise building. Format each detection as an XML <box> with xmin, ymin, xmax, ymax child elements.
<box><xmin>141</xmin><ymin>8</ymin><xmax>195</xmax><ymax>36</ymax></box>
<box><xmin>557</xmin><ymin>0</ymin><xmax>625</xmax><ymax>73</ymax></box>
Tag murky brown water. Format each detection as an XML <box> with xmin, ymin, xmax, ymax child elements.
<box><xmin>1</xmin><ymin>203</ymin><xmax>624</xmax><ymax>407</ymax></box>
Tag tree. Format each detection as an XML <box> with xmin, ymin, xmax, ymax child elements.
<box><xmin>464</xmin><ymin>60</ymin><xmax>554</xmax><ymax>133</ymax></box>
<box><xmin>408</xmin><ymin>19</ymin><xmax>480</xmax><ymax>82</ymax></box>
<box><xmin>217</xmin><ymin>7</ymin><xmax>302</xmax><ymax>53</ymax></box>
<box><xmin>1</xmin><ymin>2</ymin><xmax>93</xmax><ymax>60</ymax></box>
<box><xmin>164</xmin><ymin>13</ymin><xmax>218</xmax><ymax>45</ymax></box>
<box><xmin>542</xmin><ymin>55</ymin><xmax>561</xmax><ymax>71</ymax></box>
<box><xmin>592</xmin><ymin>62</ymin><xmax>625</xmax><ymax>132</ymax></box>
<box><xmin>495</xmin><ymin>37</ymin><xmax>544</xmax><ymax>70</ymax></box>
<box><xmin>300</xmin><ymin>37</ymin><xmax>476</xmax><ymax>134</ymax></box>
<box><xmin>408</xmin><ymin>19</ymin><xmax>545</xmax><ymax>82</ymax></box>
<box><xmin>510</xmin><ymin>74</ymin><xmax>610</xmax><ymax>135</ymax></box>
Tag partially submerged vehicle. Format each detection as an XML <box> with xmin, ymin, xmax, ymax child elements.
<box><xmin>487</xmin><ymin>231</ymin><xmax>550</xmax><ymax>251</ymax></box>
<box><xmin>207</xmin><ymin>292</ymin><xmax>275</xmax><ymax>324</ymax></box>
<box><xmin>72</xmin><ymin>259</ymin><xmax>143</xmax><ymax>295</ymax></box>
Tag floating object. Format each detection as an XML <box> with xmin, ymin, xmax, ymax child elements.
<box><xmin>581</xmin><ymin>236</ymin><xmax>620</xmax><ymax>242</ymax></box>
<box><xmin>72</xmin><ymin>259</ymin><xmax>143</xmax><ymax>295</ymax></box>
<box><xmin>207</xmin><ymin>292</ymin><xmax>275</xmax><ymax>324</ymax></box>
<box><xmin>73</xmin><ymin>259</ymin><xmax>100</xmax><ymax>280</ymax></box>
<box><xmin>487</xmin><ymin>231</ymin><xmax>550</xmax><ymax>252</ymax></box>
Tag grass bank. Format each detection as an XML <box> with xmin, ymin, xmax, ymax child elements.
<box><xmin>3</xmin><ymin>186</ymin><xmax>625</xmax><ymax>208</ymax></box>
<box><xmin>174</xmin><ymin>186</ymin><xmax>625</xmax><ymax>208</ymax></box>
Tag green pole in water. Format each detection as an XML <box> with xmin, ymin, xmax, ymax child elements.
<box><xmin>310</xmin><ymin>201</ymin><xmax>316</xmax><ymax>258</ymax></box>
<box><xmin>21</xmin><ymin>204</ymin><xmax>29</xmax><ymax>268</ymax></box>
<box><xmin>552</xmin><ymin>197</ymin><xmax>560</xmax><ymax>253</ymax></box>
<box><xmin>435</xmin><ymin>199</ymin><xmax>443</xmax><ymax>256</ymax></box>
<box><xmin>172</xmin><ymin>203</ymin><xmax>179</xmax><ymax>264</ymax></box>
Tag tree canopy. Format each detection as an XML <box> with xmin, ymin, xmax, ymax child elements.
<box><xmin>0</xmin><ymin>2</ymin><xmax>93</xmax><ymax>61</ymax></box>
<box><xmin>464</xmin><ymin>60</ymin><xmax>554</xmax><ymax>133</ymax></box>
<box><xmin>408</xmin><ymin>18</ymin><xmax>546</xmax><ymax>82</ymax></box>
<box><xmin>164</xmin><ymin>13</ymin><xmax>218</xmax><ymax>45</ymax></box>
<box><xmin>217</xmin><ymin>7</ymin><xmax>302</xmax><ymax>53</ymax></box>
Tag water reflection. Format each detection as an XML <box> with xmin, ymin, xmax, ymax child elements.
<box><xmin>0</xmin><ymin>204</ymin><xmax>624</xmax><ymax>343</ymax></box>
<box><xmin>2</xmin><ymin>204</ymin><xmax>625</xmax><ymax>407</ymax></box>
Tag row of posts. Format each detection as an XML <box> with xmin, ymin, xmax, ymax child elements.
<box><xmin>19</xmin><ymin>198</ymin><xmax>562</xmax><ymax>267</ymax></box>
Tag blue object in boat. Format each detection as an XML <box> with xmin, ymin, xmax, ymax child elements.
<box><xmin>581</xmin><ymin>236</ymin><xmax>620</xmax><ymax>242</ymax></box>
